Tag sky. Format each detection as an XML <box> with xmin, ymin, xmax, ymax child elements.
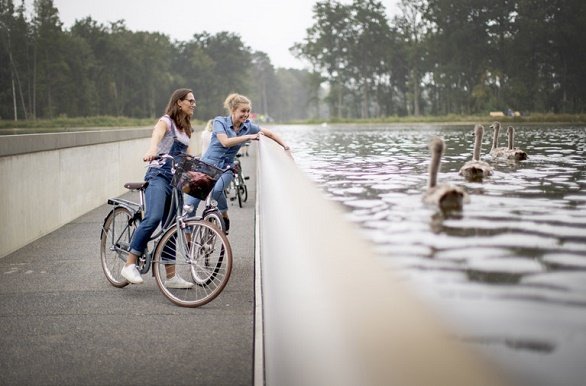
<box><xmin>42</xmin><ymin>0</ymin><xmax>400</xmax><ymax>70</ymax></box>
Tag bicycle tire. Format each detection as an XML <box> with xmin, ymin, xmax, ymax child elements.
<box><xmin>236</xmin><ymin>178</ymin><xmax>243</xmax><ymax>208</ymax></box>
<box><xmin>189</xmin><ymin>221</ymin><xmax>228</xmax><ymax>286</ymax></box>
<box><xmin>100</xmin><ymin>206</ymin><xmax>134</xmax><ymax>288</ymax></box>
<box><xmin>203</xmin><ymin>210</ymin><xmax>226</xmax><ymax>233</ymax></box>
<box><xmin>238</xmin><ymin>174</ymin><xmax>248</xmax><ymax>203</ymax></box>
<box><xmin>152</xmin><ymin>219</ymin><xmax>232</xmax><ymax>308</ymax></box>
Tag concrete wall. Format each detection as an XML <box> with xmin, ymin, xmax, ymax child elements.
<box><xmin>0</xmin><ymin>129</ymin><xmax>152</xmax><ymax>258</ymax></box>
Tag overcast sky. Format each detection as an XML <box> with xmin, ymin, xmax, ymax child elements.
<box><xmin>45</xmin><ymin>0</ymin><xmax>400</xmax><ymax>69</ymax></box>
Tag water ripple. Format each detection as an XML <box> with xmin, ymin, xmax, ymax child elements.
<box><xmin>274</xmin><ymin>123</ymin><xmax>586</xmax><ymax>386</ymax></box>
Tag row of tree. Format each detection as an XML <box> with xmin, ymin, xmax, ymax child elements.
<box><xmin>0</xmin><ymin>0</ymin><xmax>314</xmax><ymax>122</ymax></box>
<box><xmin>1</xmin><ymin>0</ymin><xmax>584</xmax><ymax>123</ymax></box>
<box><xmin>295</xmin><ymin>0</ymin><xmax>585</xmax><ymax>118</ymax></box>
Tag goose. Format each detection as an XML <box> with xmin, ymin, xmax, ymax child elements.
<box><xmin>423</xmin><ymin>137</ymin><xmax>469</xmax><ymax>211</ymax></box>
<box><xmin>505</xmin><ymin>126</ymin><xmax>528</xmax><ymax>160</ymax></box>
<box><xmin>489</xmin><ymin>121</ymin><xmax>509</xmax><ymax>158</ymax></box>
<box><xmin>459</xmin><ymin>124</ymin><xmax>494</xmax><ymax>181</ymax></box>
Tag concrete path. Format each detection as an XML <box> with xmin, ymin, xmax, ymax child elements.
<box><xmin>0</xmin><ymin>151</ymin><xmax>258</xmax><ymax>386</ymax></box>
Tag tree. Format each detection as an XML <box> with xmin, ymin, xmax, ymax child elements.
<box><xmin>250</xmin><ymin>51</ymin><xmax>276</xmax><ymax>117</ymax></box>
<box><xmin>395</xmin><ymin>0</ymin><xmax>429</xmax><ymax>116</ymax></box>
<box><xmin>510</xmin><ymin>0</ymin><xmax>586</xmax><ymax>113</ymax></box>
<box><xmin>293</xmin><ymin>0</ymin><xmax>353</xmax><ymax>118</ymax></box>
<box><xmin>273</xmin><ymin>68</ymin><xmax>316</xmax><ymax>121</ymax></box>
<box><xmin>346</xmin><ymin>0</ymin><xmax>393</xmax><ymax>118</ymax></box>
<box><xmin>424</xmin><ymin>0</ymin><xmax>493</xmax><ymax>114</ymax></box>
<box><xmin>30</xmin><ymin>0</ymin><xmax>66</xmax><ymax>118</ymax></box>
<box><xmin>0</xmin><ymin>0</ymin><xmax>28</xmax><ymax>119</ymax></box>
<box><xmin>178</xmin><ymin>32</ymin><xmax>252</xmax><ymax>120</ymax></box>
<box><xmin>483</xmin><ymin>0</ymin><xmax>517</xmax><ymax>112</ymax></box>
<box><xmin>294</xmin><ymin>0</ymin><xmax>402</xmax><ymax>119</ymax></box>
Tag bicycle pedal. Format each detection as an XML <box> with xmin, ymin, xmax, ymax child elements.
<box><xmin>116</xmin><ymin>242</ymin><xmax>130</xmax><ymax>251</ymax></box>
<box><xmin>244</xmin><ymin>177</ymin><xmax>250</xmax><ymax>180</ymax></box>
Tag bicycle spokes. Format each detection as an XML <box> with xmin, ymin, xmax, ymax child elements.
<box><xmin>100</xmin><ymin>207</ymin><xmax>134</xmax><ymax>288</ymax></box>
<box><xmin>152</xmin><ymin>220</ymin><xmax>232</xmax><ymax>307</ymax></box>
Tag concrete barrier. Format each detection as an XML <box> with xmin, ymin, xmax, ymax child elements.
<box><xmin>0</xmin><ymin>129</ymin><xmax>152</xmax><ymax>258</ymax></box>
<box><xmin>256</xmin><ymin>136</ymin><xmax>507</xmax><ymax>386</ymax></box>
<box><xmin>0</xmin><ymin>126</ymin><xmax>209</xmax><ymax>258</ymax></box>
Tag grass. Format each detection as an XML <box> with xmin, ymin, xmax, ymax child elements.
<box><xmin>0</xmin><ymin>116</ymin><xmax>154</xmax><ymax>129</ymax></box>
<box><xmin>294</xmin><ymin>113</ymin><xmax>586</xmax><ymax>125</ymax></box>
<box><xmin>1</xmin><ymin>113</ymin><xmax>584</xmax><ymax>134</ymax></box>
<box><xmin>0</xmin><ymin>116</ymin><xmax>207</xmax><ymax>134</ymax></box>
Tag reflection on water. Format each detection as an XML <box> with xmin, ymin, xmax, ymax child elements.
<box><xmin>274</xmin><ymin>123</ymin><xmax>586</xmax><ymax>386</ymax></box>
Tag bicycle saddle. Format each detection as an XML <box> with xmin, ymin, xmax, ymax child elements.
<box><xmin>124</xmin><ymin>181</ymin><xmax>149</xmax><ymax>190</ymax></box>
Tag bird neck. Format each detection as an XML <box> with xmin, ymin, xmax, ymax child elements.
<box><xmin>508</xmin><ymin>128</ymin><xmax>514</xmax><ymax>150</ymax></box>
<box><xmin>473</xmin><ymin>127</ymin><xmax>483</xmax><ymax>161</ymax></box>
<box><xmin>492</xmin><ymin>126</ymin><xmax>500</xmax><ymax>149</ymax></box>
<box><xmin>429</xmin><ymin>150</ymin><xmax>441</xmax><ymax>188</ymax></box>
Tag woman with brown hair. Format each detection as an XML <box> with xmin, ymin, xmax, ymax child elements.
<box><xmin>120</xmin><ymin>88</ymin><xmax>196</xmax><ymax>288</ymax></box>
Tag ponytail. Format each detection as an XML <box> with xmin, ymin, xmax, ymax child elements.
<box><xmin>223</xmin><ymin>93</ymin><xmax>251</xmax><ymax>113</ymax></box>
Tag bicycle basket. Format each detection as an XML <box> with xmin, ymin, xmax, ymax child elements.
<box><xmin>172</xmin><ymin>156</ymin><xmax>222</xmax><ymax>199</ymax></box>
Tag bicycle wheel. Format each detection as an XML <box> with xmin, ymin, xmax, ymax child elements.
<box><xmin>231</xmin><ymin>179</ymin><xmax>239</xmax><ymax>202</ymax></box>
<box><xmin>238</xmin><ymin>174</ymin><xmax>248</xmax><ymax>203</ymax></box>
<box><xmin>153</xmin><ymin>220</ymin><xmax>232</xmax><ymax>308</ymax></box>
<box><xmin>100</xmin><ymin>206</ymin><xmax>135</xmax><ymax>288</ymax></box>
<box><xmin>203</xmin><ymin>210</ymin><xmax>226</xmax><ymax>233</ymax></box>
<box><xmin>235</xmin><ymin>177</ymin><xmax>243</xmax><ymax>208</ymax></box>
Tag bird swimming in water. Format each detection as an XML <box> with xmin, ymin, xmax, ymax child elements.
<box><xmin>505</xmin><ymin>126</ymin><xmax>528</xmax><ymax>161</ymax></box>
<box><xmin>489</xmin><ymin>121</ymin><xmax>508</xmax><ymax>158</ymax></box>
<box><xmin>423</xmin><ymin>137</ymin><xmax>469</xmax><ymax>212</ymax></box>
<box><xmin>459</xmin><ymin>124</ymin><xmax>494</xmax><ymax>181</ymax></box>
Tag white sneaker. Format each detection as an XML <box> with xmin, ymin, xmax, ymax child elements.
<box><xmin>121</xmin><ymin>264</ymin><xmax>144</xmax><ymax>284</ymax></box>
<box><xmin>165</xmin><ymin>274</ymin><xmax>194</xmax><ymax>289</ymax></box>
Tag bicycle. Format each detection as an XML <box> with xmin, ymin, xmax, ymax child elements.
<box><xmin>100</xmin><ymin>154</ymin><xmax>233</xmax><ymax>308</ymax></box>
<box><xmin>224</xmin><ymin>154</ymin><xmax>249</xmax><ymax>208</ymax></box>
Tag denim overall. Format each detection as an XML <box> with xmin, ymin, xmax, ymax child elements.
<box><xmin>128</xmin><ymin>125</ymin><xmax>188</xmax><ymax>257</ymax></box>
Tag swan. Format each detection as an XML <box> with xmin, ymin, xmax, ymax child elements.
<box><xmin>505</xmin><ymin>126</ymin><xmax>528</xmax><ymax>160</ymax></box>
<box><xmin>459</xmin><ymin>124</ymin><xmax>494</xmax><ymax>181</ymax></box>
<box><xmin>423</xmin><ymin>137</ymin><xmax>469</xmax><ymax>211</ymax></box>
<box><xmin>489</xmin><ymin>121</ymin><xmax>508</xmax><ymax>158</ymax></box>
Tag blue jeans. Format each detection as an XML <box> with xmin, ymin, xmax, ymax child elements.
<box><xmin>184</xmin><ymin>171</ymin><xmax>233</xmax><ymax>216</ymax></box>
<box><xmin>129</xmin><ymin>169</ymin><xmax>173</xmax><ymax>256</ymax></box>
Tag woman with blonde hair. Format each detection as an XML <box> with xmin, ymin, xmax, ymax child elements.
<box><xmin>186</xmin><ymin>93</ymin><xmax>291</xmax><ymax>233</ymax></box>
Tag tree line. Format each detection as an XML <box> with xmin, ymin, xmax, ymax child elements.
<box><xmin>0</xmin><ymin>0</ymin><xmax>314</xmax><ymax>122</ymax></box>
<box><xmin>295</xmin><ymin>0</ymin><xmax>585</xmax><ymax>118</ymax></box>
<box><xmin>1</xmin><ymin>0</ymin><xmax>584</xmax><ymax>123</ymax></box>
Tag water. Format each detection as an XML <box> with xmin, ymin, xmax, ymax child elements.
<box><xmin>273</xmin><ymin>123</ymin><xmax>586</xmax><ymax>386</ymax></box>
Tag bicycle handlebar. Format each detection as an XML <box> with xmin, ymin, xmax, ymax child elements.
<box><xmin>153</xmin><ymin>153</ymin><xmax>235</xmax><ymax>174</ymax></box>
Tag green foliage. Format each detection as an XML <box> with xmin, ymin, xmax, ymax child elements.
<box><xmin>294</xmin><ymin>0</ymin><xmax>586</xmax><ymax>117</ymax></box>
<box><xmin>0</xmin><ymin>0</ymin><xmax>311</xmax><ymax>123</ymax></box>
<box><xmin>1</xmin><ymin>0</ymin><xmax>584</xmax><ymax>124</ymax></box>
<box><xmin>0</xmin><ymin>115</ymin><xmax>154</xmax><ymax>131</ymax></box>
<box><xmin>294</xmin><ymin>112</ymin><xmax>586</xmax><ymax>125</ymax></box>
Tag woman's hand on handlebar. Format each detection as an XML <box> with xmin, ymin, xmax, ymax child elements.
<box><xmin>143</xmin><ymin>150</ymin><xmax>158</xmax><ymax>162</ymax></box>
<box><xmin>145</xmin><ymin>153</ymin><xmax>174</xmax><ymax>165</ymax></box>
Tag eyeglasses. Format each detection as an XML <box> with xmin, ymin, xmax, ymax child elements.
<box><xmin>184</xmin><ymin>99</ymin><xmax>196</xmax><ymax>106</ymax></box>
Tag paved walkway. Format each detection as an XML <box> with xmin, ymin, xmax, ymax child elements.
<box><xmin>0</xmin><ymin>151</ymin><xmax>258</xmax><ymax>386</ymax></box>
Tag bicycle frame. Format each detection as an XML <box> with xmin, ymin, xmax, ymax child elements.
<box><xmin>102</xmin><ymin>180</ymin><xmax>192</xmax><ymax>275</ymax></box>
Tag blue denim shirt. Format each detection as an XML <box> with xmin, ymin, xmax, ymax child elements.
<box><xmin>201</xmin><ymin>115</ymin><xmax>260</xmax><ymax>169</ymax></box>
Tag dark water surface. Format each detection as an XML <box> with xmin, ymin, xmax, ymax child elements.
<box><xmin>274</xmin><ymin>123</ymin><xmax>586</xmax><ymax>386</ymax></box>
